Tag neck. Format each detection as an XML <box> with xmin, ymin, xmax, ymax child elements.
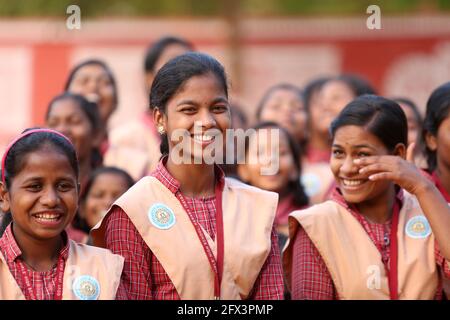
<box><xmin>307</xmin><ymin>130</ymin><xmax>330</xmax><ymax>152</ymax></box>
<box><xmin>12</xmin><ymin>223</ymin><xmax>63</xmax><ymax>272</ymax></box>
<box><xmin>166</xmin><ymin>156</ymin><xmax>216</xmax><ymax>198</ymax></box>
<box><xmin>354</xmin><ymin>184</ymin><xmax>396</xmax><ymax>224</ymax></box>
<box><xmin>436</xmin><ymin>162</ymin><xmax>450</xmax><ymax>196</ymax></box>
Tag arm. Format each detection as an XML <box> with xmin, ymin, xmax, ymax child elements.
<box><xmin>105</xmin><ymin>206</ymin><xmax>154</xmax><ymax>300</ymax></box>
<box><xmin>248</xmin><ymin>228</ymin><xmax>285</xmax><ymax>300</ymax></box>
<box><xmin>291</xmin><ymin>227</ymin><xmax>336</xmax><ymax>300</ymax></box>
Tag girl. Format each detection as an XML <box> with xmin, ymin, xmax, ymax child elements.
<box><xmin>64</xmin><ymin>59</ymin><xmax>118</xmax><ymax>156</ymax></box>
<box><xmin>284</xmin><ymin>95</ymin><xmax>450</xmax><ymax>300</ymax></box>
<box><xmin>301</xmin><ymin>75</ymin><xmax>376</xmax><ymax>204</ymax></box>
<box><xmin>256</xmin><ymin>83</ymin><xmax>307</xmax><ymax>148</ymax></box>
<box><xmin>0</xmin><ymin>129</ymin><xmax>124</xmax><ymax>300</ymax></box>
<box><xmin>103</xmin><ymin>37</ymin><xmax>193</xmax><ymax>181</ymax></box>
<box><xmin>76</xmin><ymin>167</ymin><xmax>134</xmax><ymax>233</ymax></box>
<box><xmin>237</xmin><ymin>122</ymin><xmax>309</xmax><ymax>248</ymax></box>
<box><xmin>92</xmin><ymin>52</ymin><xmax>284</xmax><ymax>300</ymax></box>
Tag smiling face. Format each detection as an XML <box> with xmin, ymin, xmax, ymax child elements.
<box><xmin>67</xmin><ymin>64</ymin><xmax>116</xmax><ymax>124</ymax></box>
<box><xmin>259</xmin><ymin>88</ymin><xmax>307</xmax><ymax>141</ymax></box>
<box><xmin>1</xmin><ymin>146</ymin><xmax>78</xmax><ymax>241</ymax></box>
<box><xmin>330</xmin><ymin>125</ymin><xmax>394</xmax><ymax>204</ymax></box>
<box><xmin>157</xmin><ymin>73</ymin><xmax>231</xmax><ymax>163</ymax></box>
<box><xmin>46</xmin><ymin>98</ymin><xmax>95</xmax><ymax>162</ymax></box>
<box><xmin>81</xmin><ymin>172</ymin><xmax>130</xmax><ymax>228</ymax></box>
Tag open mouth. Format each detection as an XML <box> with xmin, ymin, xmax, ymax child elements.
<box><xmin>192</xmin><ymin>133</ymin><xmax>216</xmax><ymax>146</ymax></box>
<box><xmin>340</xmin><ymin>178</ymin><xmax>368</xmax><ymax>190</ymax></box>
<box><xmin>32</xmin><ymin>212</ymin><xmax>63</xmax><ymax>226</ymax></box>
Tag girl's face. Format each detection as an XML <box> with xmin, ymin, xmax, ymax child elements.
<box><xmin>427</xmin><ymin>114</ymin><xmax>450</xmax><ymax>171</ymax></box>
<box><xmin>158</xmin><ymin>73</ymin><xmax>231</xmax><ymax>163</ymax></box>
<box><xmin>81</xmin><ymin>173</ymin><xmax>130</xmax><ymax>228</ymax></box>
<box><xmin>1</xmin><ymin>147</ymin><xmax>78</xmax><ymax>241</ymax></box>
<box><xmin>399</xmin><ymin>103</ymin><xmax>420</xmax><ymax>146</ymax></box>
<box><xmin>314</xmin><ymin>80</ymin><xmax>355</xmax><ymax>136</ymax></box>
<box><xmin>46</xmin><ymin>98</ymin><xmax>95</xmax><ymax>162</ymax></box>
<box><xmin>68</xmin><ymin>64</ymin><xmax>116</xmax><ymax>124</ymax></box>
<box><xmin>259</xmin><ymin>89</ymin><xmax>307</xmax><ymax>142</ymax></box>
<box><xmin>330</xmin><ymin>125</ymin><xmax>393</xmax><ymax>204</ymax></box>
<box><xmin>238</xmin><ymin>129</ymin><xmax>298</xmax><ymax>194</ymax></box>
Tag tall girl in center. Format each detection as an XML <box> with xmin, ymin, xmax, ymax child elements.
<box><xmin>92</xmin><ymin>52</ymin><xmax>284</xmax><ymax>300</ymax></box>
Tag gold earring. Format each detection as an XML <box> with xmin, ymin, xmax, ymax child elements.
<box><xmin>157</xmin><ymin>126</ymin><xmax>165</xmax><ymax>135</ymax></box>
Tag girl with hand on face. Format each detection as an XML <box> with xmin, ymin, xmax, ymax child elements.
<box><xmin>237</xmin><ymin>122</ymin><xmax>309</xmax><ymax>249</ymax></box>
<box><xmin>0</xmin><ymin>129</ymin><xmax>124</xmax><ymax>300</ymax></box>
<box><xmin>284</xmin><ymin>95</ymin><xmax>450</xmax><ymax>300</ymax></box>
<box><xmin>92</xmin><ymin>52</ymin><xmax>284</xmax><ymax>300</ymax></box>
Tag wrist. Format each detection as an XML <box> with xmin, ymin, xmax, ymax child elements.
<box><xmin>413</xmin><ymin>180</ymin><xmax>435</xmax><ymax>197</ymax></box>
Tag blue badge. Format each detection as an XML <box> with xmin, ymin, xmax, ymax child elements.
<box><xmin>405</xmin><ymin>216</ymin><xmax>431</xmax><ymax>239</ymax></box>
<box><xmin>301</xmin><ymin>173</ymin><xmax>322</xmax><ymax>197</ymax></box>
<box><xmin>148</xmin><ymin>203</ymin><xmax>176</xmax><ymax>230</ymax></box>
<box><xmin>72</xmin><ymin>275</ymin><xmax>100</xmax><ymax>300</ymax></box>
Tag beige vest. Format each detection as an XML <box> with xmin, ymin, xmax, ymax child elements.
<box><xmin>104</xmin><ymin>119</ymin><xmax>161</xmax><ymax>181</ymax></box>
<box><xmin>283</xmin><ymin>192</ymin><xmax>440</xmax><ymax>300</ymax></box>
<box><xmin>0</xmin><ymin>240</ymin><xmax>124</xmax><ymax>300</ymax></box>
<box><xmin>92</xmin><ymin>176</ymin><xmax>278</xmax><ymax>300</ymax></box>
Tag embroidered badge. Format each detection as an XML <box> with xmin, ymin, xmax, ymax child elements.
<box><xmin>73</xmin><ymin>275</ymin><xmax>100</xmax><ymax>300</ymax></box>
<box><xmin>148</xmin><ymin>203</ymin><xmax>176</xmax><ymax>230</ymax></box>
<box><xmin>405</xmin><ymin>216</ymin><xmax>431</xmax><ymax>239</ymax></box>
<box><xmin>301</xmin><ymin>173</ymin><xmax>322</xmax><ymax>197</ymax></box>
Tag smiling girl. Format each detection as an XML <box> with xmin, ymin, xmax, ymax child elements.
<box><xmin>92</xmin><ymin>52</ymin><xmax>284</xmax><ymax>300</ymax></box>
<box><xmin>283</xmin><ymin>95</ymin><xmax>450</xmax><ymax>300</ymax></box>
<box><xmin>0</xmin><ymin>129</ymin><xmax>124</xmax><ymax>300</ymax></box>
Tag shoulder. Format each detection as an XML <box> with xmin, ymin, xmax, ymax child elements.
<box><xmin>225</xmin><ymin>177</ymin><xmax>278</xmax><ymax>199</ymax></box>
<box><xmin>69</xmin><ymin>240</ymin><xmax>125</xmax><ymax>266</ymax></box>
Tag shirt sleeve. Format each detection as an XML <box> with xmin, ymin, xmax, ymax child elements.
<box><xmin>105</xmin><ymin>206</ymin><xmax>154</xmax><ymax>300</ymax></box>
<box><xmin>291</xmin><ymin>227</ymin><xmax>337</xmax><ymax>300</ymax></box>
<box><xmin>248</xmin><ymin>228</ymin><xmax>285</xmax><ymax>300</ymax></box>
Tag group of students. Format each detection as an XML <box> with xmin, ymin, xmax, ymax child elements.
<box><xmin>0</xmin><ymin>35</ymin><xmax>449</xmax><ymax>300</ymax></box>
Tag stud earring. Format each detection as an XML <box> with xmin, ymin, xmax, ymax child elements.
<box><xmin>157</xmin><ymin>126</ymin><xmax>165</xmax><ymax>135</ymax></box>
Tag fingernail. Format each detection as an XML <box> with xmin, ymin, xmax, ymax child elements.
<box><xmin>369</xmin><ymin>175</ymin><xmax>375</xmax><ymax>180</ymax></box>
<box><xmin>354</xmin><ymin>159</ymin><xmax>361</xmax><ymax>164</ymax></box>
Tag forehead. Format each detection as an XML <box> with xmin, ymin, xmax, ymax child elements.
<box><xmin>266</xmin><ymin>88</ymin><xmax>301</xmax><ymax>102</ymax></box>
<box><xmin>14</xmin><ymin>147</ymin><xmax>75</xmax><ymax>180</ymax></box>
<box><xmin>92</xmin><ymin>172</ymin><xmax>128</xmax><ymax>187</ymax></box>
<box><xmin>172</xmin><ymin>73</ymin><xmax>226</xmax><ymax>100</ymax></box>
<box><xmin>322</xmin><ymin>80</ymin><xmax>354</xmax><ymax>96</ymax></box>
<box><xmin>72</xmin><ymin>64</ymin><xmax>110</xmax><ymax>79</ymax></box>
<box><xmin>249</xmin><ymin>128</ymin><xmax>289</xmax><ymax>148</ymax></box>
<box><xmin>333</xmin><ymin>125</ymin><xmax>385</xmax><ymax>148</ymax></box>
<box><xmin>155</xmin><ymin>44</ymin><xmax>191</xmax><ymax>71</ymax></box>
<box><xmin>48</xmin><ymin>99</ymin><xmax>86</xmax><ymax>118</ymax></box>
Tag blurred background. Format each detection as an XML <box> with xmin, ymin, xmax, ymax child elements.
<box><xmin>1</xmin><ymin>0</ymin><xmax>450</xmax><ymax>152</ymax></box>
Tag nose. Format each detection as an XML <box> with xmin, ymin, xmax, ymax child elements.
<box><xmin>53</xmin><ymin>123</ymin><xmax>72</xmax><ymax>140</ymax></box>
<box><xmin>198</xmin><ymin>109</ymin><xmax>217</xmax><ymax>129</ymax></box>
<box><xmin>340</xmin><ymin>155</ymin><xmax>359</xmax><ymax>176</ymax></box>
<box><xmin>39</xmin><ymin>187</ymin><xmax>59</xmax><ymax>208</ymax></box>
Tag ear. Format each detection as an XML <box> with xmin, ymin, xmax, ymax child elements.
<box><xmin>0</xmin><ymin>182</ymin><xmax>11</xmax><ymax>213</ymax></box>
<box><xmin>425</xmin><ymin>131</ymin><xmax>438</xmax><ymax>152</ymax></box>
<box><xmin>237</xmin><ymin>164</ymin><xmax>250</xmax><ymax>183</ymax></box>
<box><xmin>393</xmin><ymin>143</ymin><xmax>407</xmax><ymax>159</ymax></box>
<box><xmin>153</xmin><ymin>107</ymin><xmax>166</xmax><ymax>132</ymax></box>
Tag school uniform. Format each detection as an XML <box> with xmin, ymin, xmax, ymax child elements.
<box><xmin>103</xmin><ymin>113</ymin><xmax>161</xmax><ymax>181</ymax></box>
<box><xmin>275</xmin><ymin>194</ymin><xmax>307</xmax><ymax>249</ymax></box>
<box><xmin>0</xmin><ymin>224</ymin><xmax>124</xmax><ymax>300</ymax></box>
<box><xmin>91</xmin><ymin>159</ymin><xmax>285</xmax><ymax>300</ymax></box>
<box><xmin>283</xmin><ymin>188</ymin><xmax>450</xmax><ymax>300</ymax></box>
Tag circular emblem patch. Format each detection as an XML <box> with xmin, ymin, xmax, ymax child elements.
<box><xmin>405</xmin><ymin>216</ymin><xmax>431</xmax><ymax>239</ymax></box>
<box><xmin>72</xmin><ymin>275</ymin><xmax>100</xmax><ymax>300</ymax></box>
<box><xmin>301</xmin><ymin>173</ymin><xmax>322</xmax><ymax>197</ymax></box>
<box><xmin>148</xmin><ymin>203</ymin><xmax>176</xmax><ymax>230</ymax></box>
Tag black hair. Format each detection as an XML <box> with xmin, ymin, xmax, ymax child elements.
<box><xmin>144</xmin><ymin>36</ymin><xmax>194</xmax><ymax>73</ymax></box>
<box><xmin>333</xmin><ymin>74</ymin><xmax>377</xmax><ymax>97</ymax></box>
<box><xmin>244</xmin><ymin>121</ymin><xmax>309</xmax><ymax>208</ymax></box>
<box><xmin>150</xmin><ymin>52</ymin><xmax>229</xmax><ymax>156</ymax></box>
<box><xmin>74</xmin><ymin>166</ymin><xmax>134</xmax><ymax>233</ymax></box>
<box><xmin>392</xmin><ymin>97</ymin><xmax>423</xmax><ymax>148</ymax></box>
<box><xmin>330</xmin><ymin>95</ymin><xmax>407</xmax><ymax>151</ymax></box>
<box><xmin>64</xmin><ymin>59</ymin><xmax>118</xmax><ymax>107</ymax></box>
<box><xmin>3</xmin><ymin>129</ymin><xmax>79</xmax><ymax>190</ymax></box>
<box><xmin>255</xmin><ymin>83</ymin><xmax>304</xmax><ymax>120</ymax></box>
<box><xmin>46</xmin><ymin>92</ymin><xmax>101</xmax><ymax>134</ymax></box>
<box><xmin>303</xmin><ymin>77</ymin><xmax>330</xmax><ymax>113</ymax></box>
<box><xmin>422</xmin><ymin>82</ymin><xmax>450</xmax><ymax>171</ymax></box>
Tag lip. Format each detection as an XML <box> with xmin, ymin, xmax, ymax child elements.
<box><xmin>338</xmin><ymin>177</ymin><xmax>369</xmax><ymax>192</ymax></box>
<box><xmin>31</xmin><ymin>211</ymin><xmax>64</xmax><ymax>227</ymax></box>
<box><xmin>191</xmin><ymin>134</ymin><xmax>216</xmax><ymax>147</ymax></box>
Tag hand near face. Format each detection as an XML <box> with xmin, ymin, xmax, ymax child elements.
<box><xmin>354</xmin><ymin>143</ymin><xmax>432</xmax><ymax>196</ymax></box>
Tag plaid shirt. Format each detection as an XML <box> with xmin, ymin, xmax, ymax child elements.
<box><xmin>0</xmin><ymin>224</ymin><xmax>69</xmax><ymax>300</ymax></box>
<box><xmin>291</xmin><ymin>188</ymin><xmax>450</xmax><ymax>300</ymax></box>
<box><xmin>106</xmin><ymin>160</ymin><xmax>284</xmax><ymax>300</ymax></box>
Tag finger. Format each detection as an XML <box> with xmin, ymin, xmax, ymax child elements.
<box><xmin>368</xmin><ymin>172</ymin><xmax>396</xmax><ymax>181</ymax></box>
<box><xmin>406</xmin><ymin>142</ymin><xmax>416</xmax><ymax>163</ymax></box>
<box><xmin>353</xmin><ymin>156</ymin><xmax>381</xmax><ymax>165</ymax></box>
<box><xmin>359</xmin><ymin>163</ymin><xmax>394</xmax><ymax>175</ymax></box>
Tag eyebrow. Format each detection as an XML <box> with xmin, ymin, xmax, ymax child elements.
<box><xmin>332</xmin><ymin>143</ymin><xmax>376</xmax><ymax>150</ymax></box>
<box><xmin>176</xmin><ymin>97</ymin><xmax>228</xmax><ymax>107</ymax></box>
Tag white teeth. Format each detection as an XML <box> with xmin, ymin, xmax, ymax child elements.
<box><xmin>193</xmin><ymin>134</ymin><xmax>213</xmax><ymax>142</ymax></box>
<box><xmin>35</xmin><ymin>213</ymin><xmax>61</xmax><ymax>221</ymax></box>
<box><xmin>342</xmin><ymin>179</ymin><xmax>364</xmax><ymax>186</ymax></box>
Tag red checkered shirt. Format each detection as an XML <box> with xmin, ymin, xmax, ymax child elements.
<box><xmin>0</xmin><ymin>224</ymin><xmax>69</xmax><ymax>300</ymax></box>
<box><xmin>291</xmin><ymin>188</ymin><xmax>450</xmax><ymax>300</ymax></box>
<box><xmin>106</xmin><ymin>160</ymin><xmax>284</xmax><ymax>300</ymax></box>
